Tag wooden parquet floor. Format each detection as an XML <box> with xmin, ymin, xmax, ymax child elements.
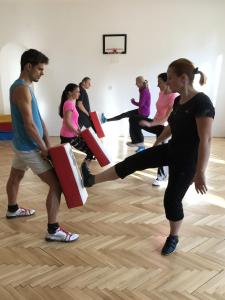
<box><xmin>0</xmin><ymin>136</ymin><xmax>225</xmax><ymax>300</ymax></box>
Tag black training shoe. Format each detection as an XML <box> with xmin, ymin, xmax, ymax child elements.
<box><xmin>81</xmin><ymin>161</ymin><xmax>95</xmax><ymax>187</ymax></box>
<box><xmin>161</xmin><ymin>235</ymin><xmax>179</xmax><ymax>256</ymax></box>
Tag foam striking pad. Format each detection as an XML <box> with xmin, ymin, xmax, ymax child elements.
<box><xmin>90</xmin><ymin>111</ymin><xmax>105</xmax><ymax>138</ymax></box>
<box><xmin>49</xmin><ymin>143</ymin><xmax>88</xmax><ymax>208</ymax></box>
<box><xmin>81</xmin><ymin>127</ymin><xmax>111</xmax><ymax>167</ymax></box>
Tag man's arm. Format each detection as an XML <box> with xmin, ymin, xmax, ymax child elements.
<box><xmin>12</xmin><ymin>85</ymin><xmax>48</xmax><ymax>157</ymax></box>
<box><xmin>77</xmin><ymin>100</ymin><xmax>89</xmax><ymax>116</ymax></box>
<box><xmin>40</xmin><ymin>117</ymin><xmax>51</xmax><ymax>148</ymax></box>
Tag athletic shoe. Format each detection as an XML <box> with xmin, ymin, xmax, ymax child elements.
<box><xmin>152</xmin><ymin>176</ymin><xmax>167</xmax><ymax>187</ymax></box>
<box><xmin>6</xmin><ymin>207</ymin><xmax>35</xmax><ymax>219</ymax></box>
<box><xmin>81</xmin><ymin>161</ymin><xmax>95</xmax><ymax>187</ymax></box>
<box><xmin>126</xmin><ymin>142</ymin><xmax>144</xmax><ymax>147</ymax></box>
<box><xmin>161</xmin><ymin>235</ymin><xmax>179</xmax><ymax>256</ymax></box>
<box><xmin>152</xmin><ymin>179</ymin><xmax>162</xmax><ymax>186</ymax></box>
<box><xmin>45</xmin><ymin>227</ymin><xmax>79</xmax><ymax>242</ymax></box>
<box><xmin>135</xmin><ymin>146</ymin><xmax>145</xmax><ymax>153</ymax></box>
<box><xmin>101</xmin><ymin>113</ymin><xmax>107</xmax><ymax>123</ymax></box>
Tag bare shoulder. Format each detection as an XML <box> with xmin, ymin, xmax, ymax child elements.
<box><xmin>11</xmin><ymin>85</ymin><xmax>31</xmax><ymax>105</ymax></box>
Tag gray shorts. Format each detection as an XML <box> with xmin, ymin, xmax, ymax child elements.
<box><xmin>12</xmin><ymin>146</ymin><xmax>52</xmax><ymax>175</ymax></box>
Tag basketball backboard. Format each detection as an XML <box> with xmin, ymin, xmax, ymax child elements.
<box><xmin>103</xmin><ymin>34</ymin><xmax>127</xmax><ymax>54</ymax></box>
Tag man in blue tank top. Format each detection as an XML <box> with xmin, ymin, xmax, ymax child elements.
<box><xmin>6</xmin><ymin>49</ymin><xmax>78</xmax><ymax>242</ymax></box>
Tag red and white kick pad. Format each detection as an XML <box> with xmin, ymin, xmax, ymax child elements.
<box><xmin>90</xmin><ymin>111</ymin><xmax>105</xmax><ymax>138</ymax></box>
<box><xmin>81</xmin><ymin>127</ymin><xmax>111</xmax><ymax>167</ymax></box>
<box><xmin>49</xmin><ymin>143</ymin><xmax>88</xmax><ymax>208</ymax></box>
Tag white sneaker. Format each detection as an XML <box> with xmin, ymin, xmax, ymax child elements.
<box><xmin>45</xmin><ymin>227</ymin><xmax>79</xmax><ymax>242</ymax></box>
<box><xmin>6</xmin><ymin>207</ymin><xmax>35</xmax><ymax>219</ymax></box>
<box><xmin>152</xmin><ymin>176</ymin><xmax>167</xmax><ymax>187</ymax></box>
<box><xmin>126</xmin><ymin>142</ymin><xmax>144</xmax><ymax>147</ymax></box>
<box><xmin>152</xmin><ymin>179</ymin><xmax>161</xmax><ymax>186</ymax></box>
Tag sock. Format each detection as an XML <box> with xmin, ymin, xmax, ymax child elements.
<box><xmin>48</xmin><ymin>222</ymin><xmax>59</xmax><ymax>234</ymax></box>
<box><xmin>8</xmin><ymin>204</ymin><xmax>19</xmax><ymax>213</ymax></box>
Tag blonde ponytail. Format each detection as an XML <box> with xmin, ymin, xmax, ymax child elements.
<box><xmin>198</xmin><ymin>70</ymin><xmax>207</xmax><ymax>86</ymax></box>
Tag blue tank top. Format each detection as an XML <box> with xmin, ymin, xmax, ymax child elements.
<box><xmin>10</xmin><ymin>79</ymin><xmax>44</xmax><ymax>151</ymax></box>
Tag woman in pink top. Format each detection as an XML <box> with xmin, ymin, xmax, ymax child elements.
<box><xmin>129</xmin><ymin>73</ymin><xmax>178</xmax><ymax>186</ymax></box>
<box><xmin>59</xmin><ymin>83</ymin><xmax>94</xmax><ymax>162</ymax></box>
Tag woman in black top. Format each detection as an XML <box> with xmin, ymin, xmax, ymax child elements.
<box><xmin>76</xmin><ymin>77</ymin><xmax>93</xmax><ymax>128</ymax></box>
<box><xmin>81</xmin><ymin>58</ymin><xmax>215</xmax><ymax>256</ymax></box>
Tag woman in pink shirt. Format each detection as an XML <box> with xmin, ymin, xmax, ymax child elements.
<box><xmin>59</xmin><ymin>83</ymin><xmax>94</xmax><ymax>162</ymax></box>
<box><xmin>128</xmin><ymin>73</ymin><xmax>178</xmax><ymax>186</ymax></box>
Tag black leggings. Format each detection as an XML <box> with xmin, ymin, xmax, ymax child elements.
<box><xmin>129</xmin><ymin>115</ymin><xmax>167</xmax><ymax>179</ymax></box>
<box><xmin>107</xmin><ymin>109</ymin><xmax>140</xmax><ymax>122</ymax></box>
<box><xmin>115</xmin><ymin>144</ymin><xmax>196</xmax><ymax>221</ymax></box>
<box><xmin>60</xmin><ymin>136</ymin><xmax>94</xmax><ymax>160</ymax></box>
<box><xmin>129</xmin><ymin>115</ymin><xmax>165</xmax><ymax>143</ymax></box>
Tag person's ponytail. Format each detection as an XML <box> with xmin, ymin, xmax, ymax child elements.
<box><xmin>144</xmin><ymin>80</ymin><xmax>148</xmax><ymax>88</ymax></box>
<box><xmin>198</xmin><ymin>70</ymin><xmax>207</xmax><ymax>86</ymax></box>
<box><xmin>59</xmin><ymin>90</ymin><xmax>68</xmax><ymax>118</ymax></box>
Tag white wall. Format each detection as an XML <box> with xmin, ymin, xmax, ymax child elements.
<box><xmin>0</xmin><ymin>0</ymin><xmax>224</xmax><ymax>137</ymax></box>
<box><xmin>0</xmin><ymin>43</ymin><xmax>25</xmax><ymax>113</ymax></box>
